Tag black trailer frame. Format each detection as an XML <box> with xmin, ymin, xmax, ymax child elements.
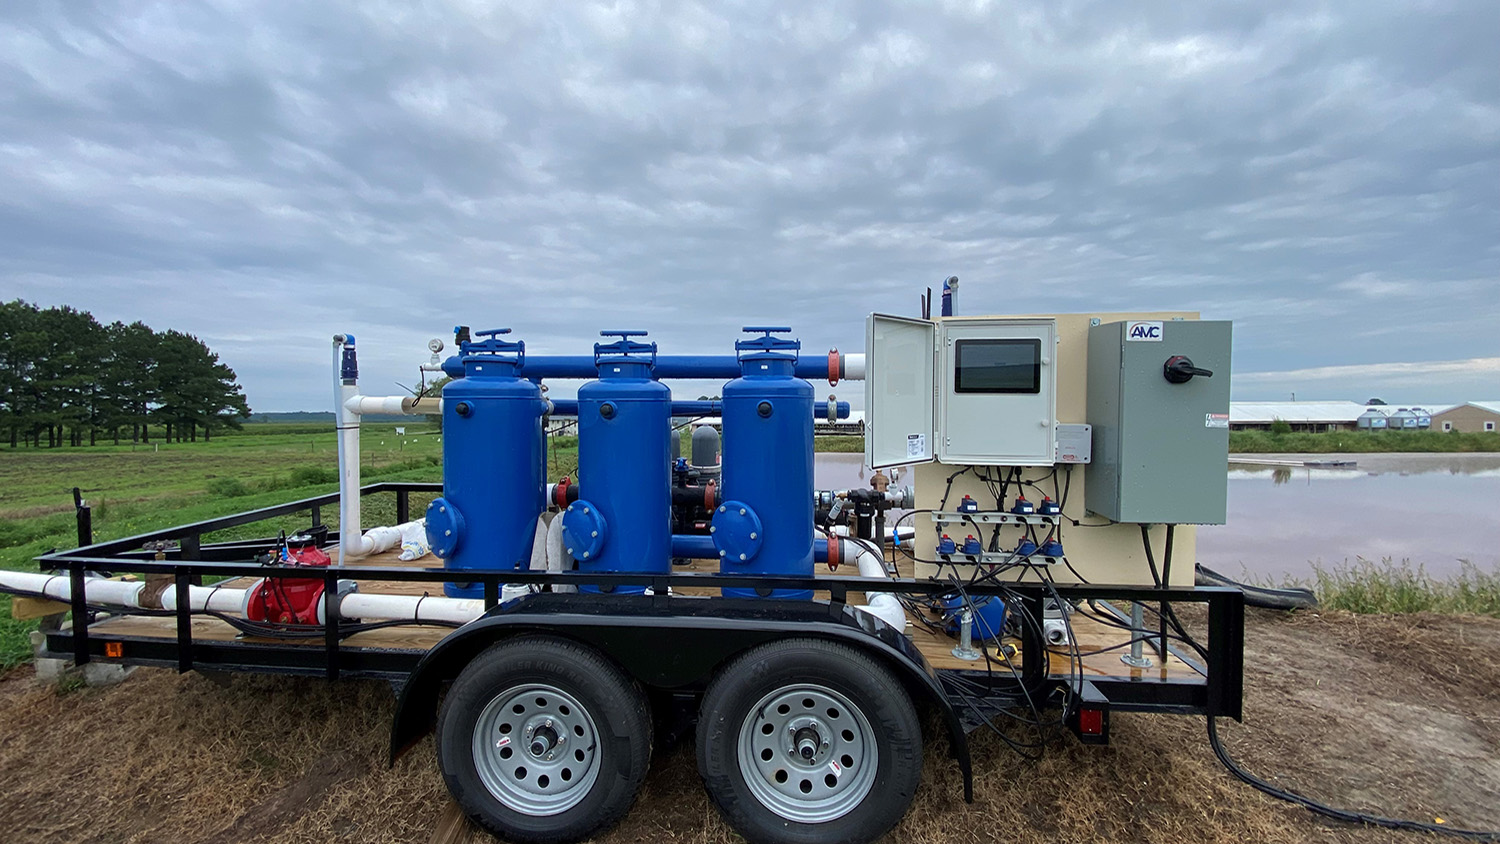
<box><xmin>33</xmin><ymin>482</ymin><xmax>1244</xmax><ymax>800</ymax></box>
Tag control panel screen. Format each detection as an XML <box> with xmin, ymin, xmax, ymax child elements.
<box><xmin>953</xmin><ymin>339</ymin><xmax>1041</xmax><ymax>393</ymax></box>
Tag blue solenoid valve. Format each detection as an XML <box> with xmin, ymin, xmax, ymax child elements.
<box><xmin>1038</xmin><ymin>496</ymin><xmax>1061</xmax><ymax>516</ymax></box>
<box><xmin>937</xmin><ymin>534</ymin><xmax>957</xmax><ymax>556</ymax></box>
<box><xmin>941</xmin><ymin>594</ymin><xmax>1006</xmax><ymax>641</ymax></box>
<box><xmin>1040</xmin><ymin>538</ymin><xmax>1065</xmax><ymax>557</ymax></box>
<box><xmin>960</xmin><ymin>535</ymin><xmax>983</xmax><ymax>556</ymax></box>
<box><xmin>957</xmin><ymin>495</ymin><xmax>979</xmax><ymax>514</ymax></box>
<box><xmin>1010</xmin><ymin>495</ymin><xmax>1035</xmax><ymax>515</ymax></box>
<box><xmin>1014</xmin><ymin>538</ymin><xmax>1038</xmax><ymax>557</ymax></box>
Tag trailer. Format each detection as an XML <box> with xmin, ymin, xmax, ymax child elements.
<box><xmin>7</xmin><ymin>310</ymin><xmax>1247</xmax><ymax>844</ymax></box>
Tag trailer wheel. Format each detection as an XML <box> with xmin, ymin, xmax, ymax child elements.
<box><xmin>436</xmin><ymin>636</ymin><xmax>651</xmax><ymax>844</ymax></box>
<box><xmin>696</xmin><ymin>639</ymin><xmax>921</xmax><ymax>844</ymax></box>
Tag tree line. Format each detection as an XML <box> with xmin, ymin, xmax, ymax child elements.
<box><xmin>0</xmin><ymin>300</ymin><xmax>251</xmax><ymax>447</ymax></box>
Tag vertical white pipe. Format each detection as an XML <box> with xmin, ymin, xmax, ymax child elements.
<box><xmin>338</xmin><ymin>380</ymin><xmax>366</xmax><ymax>560</ymax></box>
<box><xmin>333</xmin><ymin>335</ymin><xmax>372</xmax><ymax>561</ymax></box>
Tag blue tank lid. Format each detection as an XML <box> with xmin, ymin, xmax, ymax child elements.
<box><xmin>460</xmin><ymin>328</ymin><xmax>525</xmax><ymax>376</ymax></box>
<box><xmin>594</xmin><ymin>330</ymin><xmax>656</xmax><ymax>377</ymax></box>
<box><xmin>735</xmin><ymin>326</ymin><xmax>800</xmax><ymax>375</ymax></box>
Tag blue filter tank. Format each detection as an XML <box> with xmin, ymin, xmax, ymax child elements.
<box><xmin>715</xmin><ymin>327</ymin><xmax>814</xmax><ymax>599</ymax></box>
<box><xmin>564</xmin><ymin>331</ymin><xmax>673</xmax><ymax>593</ymax></box>
<box><xmin>425</xmin><ymin>329</ymin><xmax>547</xmax><ymax>598</ymax></box>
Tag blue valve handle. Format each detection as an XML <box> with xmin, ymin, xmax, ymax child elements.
<box><xmin>462</xmin><ymin>328</ymin><xmax>526</xmax><ymax>364</ymax></box>
<box><xmin>736</xmin><ymin>326</ymin><xmax>800</xmax><ymax>361</ymax></box>
<box><xmin>595</xmin><ymin>329</ymin><xmax>657</xmax><ymax>365</ymax></box>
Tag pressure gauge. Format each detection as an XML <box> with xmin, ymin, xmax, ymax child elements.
<box><xmin>428</xmin><ymin>338</ymin><xmax>444</xmax><ymax>354</ymax></box>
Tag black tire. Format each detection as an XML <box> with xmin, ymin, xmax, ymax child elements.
<box><xmin>696</xmin><ymin>638</ymin><xmax>922</xmax><ymax>844</ymax></box>
<box><xmin>436</xmin><ymin>635</ymin><xmax>652</xmax><ymax>844</ymax></box>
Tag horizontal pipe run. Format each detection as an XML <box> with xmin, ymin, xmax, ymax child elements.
<box><xmin>670</xmin><ymin>534</ymin><xmax>834</xmax><ymax>562</ymax></box>
<box><xmin>545</xmin><ymin>399</ymin><xmax>849</xmax><ymax>419</ymax></box>
<box><xmin>0</xmin><ymin>568</ymin><xmax>490</xmax><ymax>626</ymax></box>
<box><xmin>495</xmin><ymin>353</ymin><xmax>866</xmax><ymax>382</ymax></box>
<box><xmin>344</xmin><ymin>395</ymin><xmax>443</xmax><ymax>416</ymax></box>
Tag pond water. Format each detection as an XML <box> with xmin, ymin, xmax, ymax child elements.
<box><xmin>814</xmin><ymin>452</ymin><xmax>911</xmax><ymax>491</ymax></box>
<box><xmin>814</xmin><ymin>451</ymin><xmax>1500</xmax><ymax>584</ymax></box>
<box><xmin>1198</xmin><ymin>454</ymin><xmax>1500</xmax><ymax>583</ymax></box>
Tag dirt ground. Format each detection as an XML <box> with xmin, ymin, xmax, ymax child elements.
<box><xmin>1</xmin><ymin>609</ymin><xmax>1497</xmax><ymax>844</ymax></box>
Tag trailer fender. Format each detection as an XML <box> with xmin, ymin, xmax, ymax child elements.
<box><xmin>388</xmin><ymin>594</ymin><xmax>973</xmax><ymax>800</ymax></box>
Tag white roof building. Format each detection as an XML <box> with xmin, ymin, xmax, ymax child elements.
<box><xmin>1228</xmin><ymin>401</ymin><xmax>1371</xmax><ymax>427</ymax></box>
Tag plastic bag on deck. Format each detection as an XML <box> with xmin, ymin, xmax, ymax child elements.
<box><xmin>398</xmin><ymin>518</ymin><xmax>431</xmax><ymax>561</ymax></box>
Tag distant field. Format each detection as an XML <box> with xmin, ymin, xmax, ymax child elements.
<box><xmin>1229</xmin><ymin>429</ymin><xmax>1498</xmax><ymax>453</ymax></box>
<box><xmin>0</xmin><ymin>422</ymin><xmax>443</xmax><ymax>519</ymax></box>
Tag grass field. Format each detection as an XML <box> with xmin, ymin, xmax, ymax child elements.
<box><xmin>1304</xmin><ymin>559</ymin><xmax>1500</xmax><ymax>616</ymax></box>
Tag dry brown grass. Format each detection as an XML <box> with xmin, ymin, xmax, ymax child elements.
<box><xmin>2</xmin><ymin>610</ymin><xmax>1497</xmax><ymax>844</ymax></box>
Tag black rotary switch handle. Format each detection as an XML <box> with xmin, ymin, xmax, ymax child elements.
<box><xmin>1163</xmin><ymin>355</ymin><xmax>1214</xmax><ymax>383</ymax></box>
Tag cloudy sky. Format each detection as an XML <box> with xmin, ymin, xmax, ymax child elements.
<box><xmin>2</xmin><ymin>0</ymin><xmax>1496</xmax><ymax>411</ymax></box>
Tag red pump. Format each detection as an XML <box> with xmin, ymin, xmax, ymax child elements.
<box><xmin>246</xmin><ymin>533</ymin><xmax>332</xmax><ymax>625</ymax></box>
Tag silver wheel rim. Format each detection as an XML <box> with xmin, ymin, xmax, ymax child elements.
<box><xmin>736</xmin><ymin>683</ymin><xmax>878</xmax><ymax>823</ymax></box>
<box><xmin>471</xmin><ymin>682</ymin><xmax>602</xmax><ymax>816</ymax></box>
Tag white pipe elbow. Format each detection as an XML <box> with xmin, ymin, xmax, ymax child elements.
<box><xmin>835</xmin><ymin>539</ymin><xmax>907</xmax><ymax>633</ymax></box>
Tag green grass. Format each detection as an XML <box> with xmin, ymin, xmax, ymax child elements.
<box><xmin>1301</xmin><ymin>559</ymin><xmax>1500</xmax><ymax>617</ymax></box>
<box><xmin>1229</xmin><ymin>429</ymin><xmax>1499</xmax><ymax>453</ymax></box>
<box><xmin>0</xmin><ymin>423</ymin><xmax>451</xmax><ymax>669</ymax></box>
<box><xmin>0</xmin><ymin>422</ymin><xmax>445</xmax><ymax>518</ymax></box>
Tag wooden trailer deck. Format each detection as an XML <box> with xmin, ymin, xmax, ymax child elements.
<box><xmin>77</xmin><ymin>545</ymin><xmax>1201</xmax><ymax>682</ymax></box>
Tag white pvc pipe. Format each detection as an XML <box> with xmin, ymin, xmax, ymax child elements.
<box><xmin>545</xmin><ymin>514</ymin><xmax>577</xmax><ymax>594</ymax></box>
<box><xmin>529</xmin><ymin>514</ymin><xmax>548</xmax><ymax>572</ymax></box>
<box><xmin>835</xmin><ymin>539</ymin><xmax>908</xmax><ymax>633</ymax></box>
<box><xmin>340</xmin><ymin>592</ymin><xmax>485</xmax><ymax>624</ymax></box>
<box><xmin>1</xmin><ymin>571</ymin><xmax>148</xmax><ymax>608</ymax></box>
<box><xmin>360</xmin><ymin>521</ymin><xmax>424</xmax><ymax>556</ymax></box>
<box><xmin>0</xmin><ymin>569</ymin><xmax>492</xmax><ymax>627</ymax></box>
<box><xmin>843</xmin><ymin>353</ymin><xmax>866</xmax><ymax>380</ymax></box>
<box><xmin>343</xmin><ymin>395</ymin><xmax>443</xmax><ymax>416</ymax></box>
<box><xmin>331</xmin><ymin>336</ymin><xmax>373</xmax><ymax>562</ymax></box>
<box><xmin>162</xmin><ymin>582</ymin><xmax>251</xmax><ymax>614</ymax></box>
<box><xmin>345</xmin><ymin>395</ymin><xmax>408</xmax><ymax>415</ymax></box>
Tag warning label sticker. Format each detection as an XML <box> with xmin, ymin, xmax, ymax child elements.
<box><xmin>1205</xmin><ymin>413</ymin><xmax>1229</xmax><ymax>429</ymax></box>
<box><xmin>906</xmin><ymin>433</ymin><xmax>927</xmax><ymax>458</ymax></box>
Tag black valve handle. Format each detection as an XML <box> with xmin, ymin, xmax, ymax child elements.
<box><xmin>1164</xmin><ymin>355</ymin><xmax>1214</xmax><ymax>383</ymax></box>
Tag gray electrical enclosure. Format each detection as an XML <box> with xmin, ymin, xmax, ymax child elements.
<box><xmin>1085</xmin><ymin>320</ymin><xmax>1232</xmax><ymax>524</ymax></box>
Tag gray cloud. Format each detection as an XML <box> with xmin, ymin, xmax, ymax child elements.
<box><xmin>1</xmin><ymin>0</ymin><xmax>1496</xmax><ymax>409</ymax></box>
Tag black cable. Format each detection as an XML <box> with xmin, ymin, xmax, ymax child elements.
<box><xmin>1161</xmin><ymin>525</ymin><xmax>1174</xmax><ymax>655</ymax></box>
<box><xmin>1138</xmin><ymin>524</ymin><xmax>1208</xmax><ymax>661</ymax></box>
<box><xmin>937</xmin><ymin>465</ymin><xmax>973</xmax><ymax>511</ymax></box>
<box><xmin>1207</xmin><ymin>717</ymin><xmax>1500</xmax><ymax>842</ymax></box>
<box><xmin>1126</xmin><ymin>564</ymin><xmax>1500</xmax><ymax>842</ymax></box>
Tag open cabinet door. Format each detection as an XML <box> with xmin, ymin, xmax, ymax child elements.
<box><xmin>865</xmin><ymin>313</ymin><xmax>937</xmax><ymax>469</ymax></box>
